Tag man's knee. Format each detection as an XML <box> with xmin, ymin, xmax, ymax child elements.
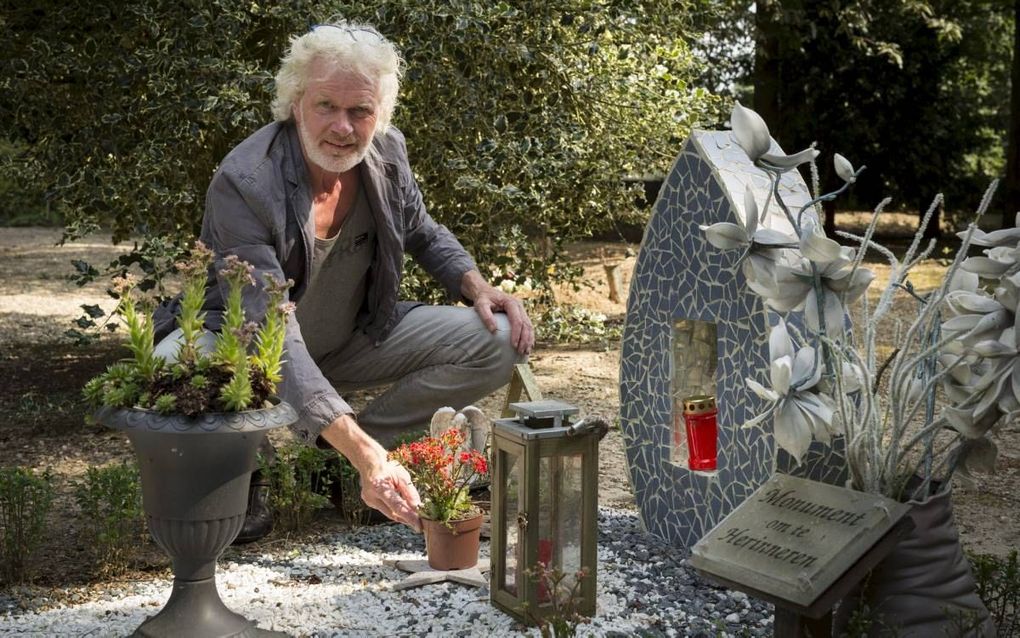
<box><xmin>477</xmin><ymin>314</ymin><xmax>525</xmax><ymax>386</ymax></box>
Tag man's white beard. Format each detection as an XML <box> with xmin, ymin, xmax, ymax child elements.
<box><xmin>297</xmin><ymin>118</ymin><xmax>370</xmax><ymax>174</ymax></box>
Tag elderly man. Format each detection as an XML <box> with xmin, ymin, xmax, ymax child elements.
<box><xmin>153</xmin><ymin>21</ymin><xmax>533</xmax><ymax>534</ymax></box>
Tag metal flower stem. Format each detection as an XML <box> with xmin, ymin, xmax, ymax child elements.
<box><xmin>918</xmin><ymin>305</ymin><xmax>941</xmax><ymax>498</ymax></box>
<box><xmin>793</xmin><ymin>172</ymin><xmax>861</xmax><ymax>229</ymax></box>
<box><xmin>766</xmin><ymin>167</ymin><xmax>834</xmax><ymax>385</ymax></box>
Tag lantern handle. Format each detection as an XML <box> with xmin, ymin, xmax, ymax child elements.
<box><xmin>565</xmin><ymin>416</ymin><xmax>611</xmax><ymax>440</ymax></box>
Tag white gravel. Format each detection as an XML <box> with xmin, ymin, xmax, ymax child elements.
<box><xmin>0</xmin><ymin>509</ymin><xmax>773</xmax><ymax>637</ymax></box>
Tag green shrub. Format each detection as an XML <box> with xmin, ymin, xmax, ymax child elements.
<box><xmin>318</xmin><ymin>455</ymin><xmax>373</xmax><ymax>527</ymax></box>
<box><xmin>74</xmin><ymin>462</ymin><xmax>145</xmax><ymax>575</ymax></box>
<box><xmin>263</xmin><ymin>443</ymin><xmax>333</xmax><ymax>532</ymax></box>
<box><xmin>0</xmin><ymin>467</ymin><xmax>54</xmax><ymax>584</ymax></box>
<box><xmin>1</xmin><ymin>0</ymin><xmax>714</xmax><ymax>309</ymax></box>
<box><xmin>533</xmin><ymin>304</ymin><xmax>621</xmax><ymax>346</ymax></box>
<box><xmin>970</xmin><ymin>550</ymin><xmax>1019</xmax><ymax>636</ymax></box>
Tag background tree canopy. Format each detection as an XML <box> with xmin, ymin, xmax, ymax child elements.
<box><xmin>0</xmin><ymin>0</ymin><xmax>716</xmax><ymax>300</ymax></box>
<box><xmin>690</xmin><ymin>0</ymin><xmax>1016</xmax><ymax>234</ymax></box>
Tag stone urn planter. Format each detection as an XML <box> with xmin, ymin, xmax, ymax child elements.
<box><xmin>96</xmin><ymin>400</ymin><xmax>296</xmax><ymax>638</ymax></box>
<box><xmin>421</xmin><ymin>512</ymin><xmax>484</xmax><ymax>570</ymax></box>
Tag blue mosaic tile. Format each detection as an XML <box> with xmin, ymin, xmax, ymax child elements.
<box><xmin>620</xmin><ymin>131</ymin><xmax>847</xmax><ymax>551</ymax></box>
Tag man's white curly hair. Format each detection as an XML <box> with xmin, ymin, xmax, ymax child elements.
<box><xmin>271</xmin><ymin>20</ymin><xmax>403</xmax><ymax>137</ymax></box>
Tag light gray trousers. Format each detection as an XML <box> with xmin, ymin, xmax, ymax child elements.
<box><xmin>155</xmin><ymin>305</ymin><xmax>522</xmax><ymax>449</ymax></box>
<box><xmin>319</xmin><ymin>305</ymin><xmax>522</xmax><ymax>448</ymax></box>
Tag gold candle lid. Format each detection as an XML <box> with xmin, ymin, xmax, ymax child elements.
<box><xmin>682</xmin><ymin>395</ymin><xmax>716</xmax><ymax>415</ymax></box>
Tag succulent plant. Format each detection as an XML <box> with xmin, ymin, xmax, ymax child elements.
<box><xmin>84</xmin><ymin>241</ymin><xmax>294</xmax><ymax>416</ymax></box>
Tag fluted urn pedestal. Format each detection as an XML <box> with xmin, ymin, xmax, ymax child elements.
<box><xmin>96</xmin><ymin>401</ymin><xmax>296</xmax><ymax>638</ymax></box>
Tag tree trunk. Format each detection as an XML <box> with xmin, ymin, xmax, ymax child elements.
<box><xmin>753</xmin><ymin>0</ymin><xmax>782</xmax><ymax>139</ymax></box>
<box><xmin>823</xmin><ymin>199</ymin><xmax>837</xmax><ymax>238</ymax></box>
<box><xmin>1004</xmin><ymin>0</ymin><xmax>1020</xmax><ymax>229</ymax></box>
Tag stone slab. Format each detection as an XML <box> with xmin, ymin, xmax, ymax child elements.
<box><xmin>688</xmin><ymin>473</ymin><xmax>909</xmax><ymax>608</ymax></box>
<box><xmin>386</xmin><ymin>558</ymin><xmax>491</xmax><ymax>591</ymax></box>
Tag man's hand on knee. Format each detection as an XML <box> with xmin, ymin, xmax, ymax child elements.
<box><xmin>461</xmin><ymin>269</ymin><xmax>534</xmax><ymax>355</ymax></box>
<box><xmin>320</xmin><ymin>414</ymin><xmax>422</xmax><ymax>531</ymax></box>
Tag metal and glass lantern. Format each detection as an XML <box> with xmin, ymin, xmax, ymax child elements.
<box><xmin>490</xmin><ymin>400</ymin><xmax>604</xmax><ymax>624</ymax></box>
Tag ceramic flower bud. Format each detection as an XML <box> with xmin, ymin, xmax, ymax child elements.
<box><xmin>904</xmin><ymin>374</ymin><xmax>927</xmax><ymax>405</ymax></box>
<box><xmin>947</xmin><ymin>269</ymin><xmax>980</xmax><ymax>293</ymax></box>
<box><xmin>961</xmin><ymin>438</ymin><xmax>999</xmax><ymax>474</ymax></box>
<box><xmin>839</xmin><ymin>361</ymin><xmax>865</xmax><ymax>393</ymax></box>
<box><xmin>731</xmin><ymin>102</ymin><xmax>771</xmax><ymax>161</ymax></box>
<box><xmin>940</xmin><ymin>405</ymin><xmax>1001</xmax><ymax>439</ymax></box>
<box><xmin>943</xmin><ymin>290</ymin><xmax>1004</xmax><ymax>316</ymax></box>
<box><xmin>833</xmin><ymin>153</ymin><xmax>856</xmax><ymax>183</ymax></box>
<box><xmin>957</xmin><ymin>225</ymin><xmax>1020</xmax><ymax>248</ymax></box>
<box><xmin>971</xmin><ymin>340</ymin><xmax>1017</xmax><ymax>358</ymax></box>
<box><xmin>961</xmin><ymin>249</ymin><xmax>1015</xmax><ymax>279</ymax></box>
<box><xmin>729</xmin><ymin>101</ymin><xmax>819</xmax><ymax>169</ymax></box>
<box><xmin>700</xmin><ymin>222</ymin><xmax>750</xmax><ymax>251</ymax></box>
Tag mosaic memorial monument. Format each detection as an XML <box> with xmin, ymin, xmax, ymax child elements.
<box><xmin>620</xmin><ymin>130</ymin><xmax>846</xmax><ymax>551</ymax></box>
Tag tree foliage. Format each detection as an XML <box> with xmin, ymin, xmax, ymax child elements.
<box><xmin>1</xmin><ymin>0</ymin><xmax>715</xmax><ymax>300</ymax></box>
<box><xmin>342</xmin><ymin>1</ymin><xmax>717</xmax><ymax>298</ymax></box>
<box><xmin>689</xmin><ymin>0</ymin><xmax>1014</xmax><ymax>231</ymax></box>
<box><xmin>0</xmin><ymin>1</ymin><xmax>308</xmax><ymax>242</ymax></box>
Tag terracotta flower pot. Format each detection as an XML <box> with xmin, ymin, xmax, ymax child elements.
<box><xmin>422</xmin><ymin>512</ymin><xmax>484</xmax><ymax>570</ymax></box>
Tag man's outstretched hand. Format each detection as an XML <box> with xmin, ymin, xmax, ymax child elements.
<box><xmin>359</xmin><ymin>458</ymin><xmax>422</xmax><ymax>531</ymax></box>
<box><xmin>321</xmin><ymin>414</ymin><xmax>422</xmax><ymax>532</ymax></box>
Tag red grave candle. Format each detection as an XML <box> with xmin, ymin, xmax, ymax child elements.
<box><xmin>683</xmin><ymin>395</ymin><xmax>717</xmax><ymax>471</ymax></box>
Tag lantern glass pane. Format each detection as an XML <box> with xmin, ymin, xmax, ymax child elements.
<box><xmin>537</xmin><ymin>453</ymin><xmax>584</xmax><ymax>603</ymax></box>
<box><xmin>500</xmin><ymin>448</ymin><xmax>522</xmax><ymax>595</ymax></box>
<box><xmin>671</xmin><ymin>318</ymin><xmax>717</xmax><ymax>467</ymax></box>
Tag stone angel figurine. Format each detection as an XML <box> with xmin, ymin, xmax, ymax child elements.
<box><xmin>429</xmin><ymin>405</ymin><xmax>490</xmax><ymax>453</ymax></box>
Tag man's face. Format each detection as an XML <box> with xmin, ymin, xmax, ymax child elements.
<box><xmin>293</xmin><ymin>57</ymin><xmax>379</xmax><ymax>174</ymax></box>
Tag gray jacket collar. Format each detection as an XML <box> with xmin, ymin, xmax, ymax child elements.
<box><xmin>281</xmin><ymin>122</ymin><xmax>403</xmax><ymax>303</ymax></box>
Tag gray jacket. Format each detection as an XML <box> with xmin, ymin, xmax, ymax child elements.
<box><xmin>154</xmin><ymin>121</ymin><xmax>477</xmax><ymax>443</ymax></box>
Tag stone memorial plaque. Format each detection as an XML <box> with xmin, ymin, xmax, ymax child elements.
<box><xmin>688</xmin><ymin>473</ymin><xmax>910</xmax><ymax>609</ymax></box>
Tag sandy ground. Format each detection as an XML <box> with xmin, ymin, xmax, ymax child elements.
<box><xmin>0</xmin><ymin>227</ymin><xmax>1016</xmax><ymax>560</ymax></box>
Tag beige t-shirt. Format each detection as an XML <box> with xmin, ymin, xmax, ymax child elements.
<box><xmin>295</xmin><ymin>185</ymin><xmax>376</xmax><ymax>360</ymax></box>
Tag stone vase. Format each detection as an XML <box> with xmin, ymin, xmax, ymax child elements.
<box><xmin>95</xmin><ymin>400</ymin><xmax>296</xmax><ymax>638</ymax></box>
<box><xmin>421</xmin><ymin>512</ymin><xmax>484</xmax><ymax>570</ymax></box>
<box><xmin>833</xmin><ymin>481</ymin><xmax>996</xmax><ymax>637</ymax></box>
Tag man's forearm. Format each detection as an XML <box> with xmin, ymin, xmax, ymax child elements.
<box><xmin>460</xmin><ymin>269</ymin><xmax>488</xmax><ymax>301</ymax></box>
<box><xmin>319</xmin><ymin>413</ymin><xmax>389</xmax><ymax>474</ymax></box>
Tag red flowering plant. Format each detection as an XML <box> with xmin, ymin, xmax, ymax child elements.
<box><xmin>388</xmin><ymin>428</ymin><xmax>488</xmax><ymax>525</ymax></box>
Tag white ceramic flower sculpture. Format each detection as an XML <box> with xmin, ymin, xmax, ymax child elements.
<box><xmin>745</xmin><ymin>318</ymin><xmax>840</xmax><ymax>462</ymax></box>
<box><xmin>700</xmin><ymin>102</ymin><xmax>1012</xmax><ymax>500</ymax></box>
<box><xmin>931</xmin><ymin>214</ymin><xmax>1020</xmax><ymax>477</ymax></box>
<box><xmin>704</xmin><ymin>103</ymin><xmax>877</xmax><ymax>464</ymax></box>
<box><xmin>731</xmin><ymin>102</ymin><xmax>820</xmax><ymax>168</ymax></box>
<box><xmin>704</xmin><ymin>101</ymin><xmax>1006</xmax><ymax>499</ymax></box>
